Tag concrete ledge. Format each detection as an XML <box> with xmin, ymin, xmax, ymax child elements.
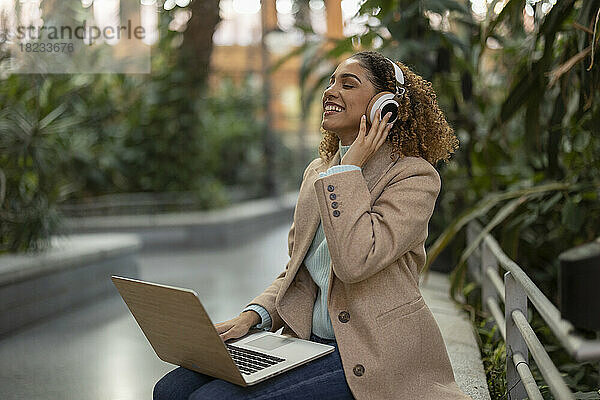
<box><xmin>62</xmin><ymin>191</ymin><xmax>298</xmax><ymax>250</ymax></box>
<box><xmin>0</xmin><ymin>234</ymin><xmax>141</xmax><ymax>337</ymax></box>
<box><xmin>420</xmin><ymin>272</ymin><xmax>491</xmax><ymax>400</ymax></box>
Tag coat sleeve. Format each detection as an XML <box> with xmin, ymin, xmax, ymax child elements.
<box><xmin>241</xmin><ymin>304</ymin><xmax>272</xmax><ymax>330</ymax></box>
<box><xmin>312</xmin><ymin>157</ymin><xmax>441</xmax><ymax>284</ymax></box>
<box><xmin>242</xmin><ymin>158</ymin><xmax>319</xmax><ymax>332</ymax></box>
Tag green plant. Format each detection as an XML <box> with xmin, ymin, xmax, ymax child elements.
<box><xmin>478</xmin><ymin>318</ymin><xmax>507</xmax><ymax>398</ymax></box>
<box><xmin>0</xmin><ymin>4</ymin><xmax>287</xmax><ymax>252</ymax></box>
<box><xmin>0</xmin><ymin>77</ymin><xmax>81</xmax><ymax>252</ymax></box>
<box><xmin>281</xmin><ymin>0</ymin><xmax>599</xmax><ymax>396</ymax></box>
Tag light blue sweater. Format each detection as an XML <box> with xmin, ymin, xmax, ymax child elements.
<box><xmin>242</xmin><ymin>142</ymin><xmax>360</xmax><ymax>339</ymax></box>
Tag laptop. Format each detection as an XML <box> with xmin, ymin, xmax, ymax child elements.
<box><xmin>111</xmin><ymin>275</ymin><xmax>335</xmax><ymax>386</ymax></box>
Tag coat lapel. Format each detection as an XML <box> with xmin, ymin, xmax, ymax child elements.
<box><xmin>289</xmin><ymin>139</ymin><xmax>400</xmax><ymax>285</ymax></box>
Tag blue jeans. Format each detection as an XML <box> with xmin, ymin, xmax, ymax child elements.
<box><xmin>153</xmin><ymin>333</ymin><xmax>355</xmax><ymax>400</ymax></box>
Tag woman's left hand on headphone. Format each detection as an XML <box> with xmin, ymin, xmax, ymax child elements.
<box><xmin>340</xmin><ymin>109</ymin><xmax>393</xmax><ymax>168</ymax></box>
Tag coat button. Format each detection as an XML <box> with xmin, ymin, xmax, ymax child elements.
<box><xmin>327</xmin><ymin>185</ymin><xmax>335</xmax><ymax>192</ymax></box>
<box><xmin>338</xmin><ymin>311</ymin><xmax>350</xmax><ymax>323</ymax></box>
<box><xmin>353</xmin><ymin>364</ymin><xmax>365</xmax><ymax>376</ymax></box>
<box><xmin>333</xmin><ymin>210</ymin><xmax>340</xmax><ymax>217</ymax></box>
<box><xmin>329</xmin><ymin>193</ymin><xmax>336</xmax><ymax>200</ymax></box>
<box><xmin>331</xmin><ymin>201</ymin><xmax>338</xmax><ymax>209</ymax></box>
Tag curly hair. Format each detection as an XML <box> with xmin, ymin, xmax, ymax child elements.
<box><xmin>318</xmin><ymin>51</ymin><xmax>459</xmax><ymax>167</ymax></box>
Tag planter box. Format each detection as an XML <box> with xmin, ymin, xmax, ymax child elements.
<box><xmin>0</xmin><ymin>234</ymin><xmax>141</xmax><ymax>337</ymax></box>
<box><xmin>62</xmin><ymin>191</ymin><xmax>298</xmax><ymax>251</ymax></box>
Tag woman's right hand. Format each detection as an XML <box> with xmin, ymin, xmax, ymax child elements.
<box><xmin>215</xmin><ymin>310</ymin><xmax>261</xmax><ymax>342</ymax></box>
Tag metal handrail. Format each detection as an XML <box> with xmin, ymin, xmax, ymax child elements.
<box><xmin>483</xmin><ymin>234</ymin><xmax>600</xmax><ymax>362</ymax></box>
<box><xmin>512</xmin><ymin>310</ymin><xmax>573</xmax><ymax>399</ymax></box>
<box><xmin>512</xmin><ymin>352</ymin><xmax>543</xmax><ymax>400</ymax></box>
<box><xmin>485</xmin><ymin>266</ymin><xmax>505</xmax><ymax>303</ymax></box>
<box><xmin>466</xmin><ymin>220</ymin><xmax>600</xmax><ymax>400</ymax></box>
<box><xmin>485</xmin><ymin>297</ymin><xmax>505</xmax><ymax>338</ymax></box>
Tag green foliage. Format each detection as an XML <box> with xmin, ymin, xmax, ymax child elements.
<box><xmin>197</xmin><ymin>77</ymin><xmax>270</xmax><ymax>198</ymax></box>
<box><xmin>477</xmin><ymin>317</ymin><xmax>507</xmax><ymax>399</ymax></box>
<box><xmin>425</xmin><ymin>181</ymin><xmax>599</xmax><ymax>300</ymax></box>
<box><xmin>0</xmin><ymin>7</ymin><xmax>277</xmax><ymax>253</ymax></box>
<box><xmin>0</xmin><ymin>76</ymin><xmax>83</xmax><ymax>252</ymax></box>
<box><xmin>280</xmin><ymin>0</ymin><xmax>599</xmax><ymax>396</ymax></box>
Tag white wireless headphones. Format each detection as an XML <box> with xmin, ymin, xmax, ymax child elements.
<box><xmin>365</xmin><ymin>57</ymin><xmax>406</xmax><ymax>126</ymax></box>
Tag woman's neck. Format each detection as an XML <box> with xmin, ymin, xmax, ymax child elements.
<box><xmin>337</xmin><ymin>132</ymin><xmax>359</xmax><ymax>146</ymax></box>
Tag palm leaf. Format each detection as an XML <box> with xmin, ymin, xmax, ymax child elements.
<box><xmin>424</xmin><ymin>181</ymin><xmax>598</xmax><ymax>302</ymax></box>
<box><xmin>424</xmin><ymin>181</ymin><xmax>574</xmax><ymax>276</ymax></box>
<box><xmin>39</xmin><ymin>103</ymin><xmax>68</xmax><ymax>131</ymax></box>
<box><xmin>449</xmin><ymin>194</ymin><xmax>537</xmax><ymax>300</ymax></box>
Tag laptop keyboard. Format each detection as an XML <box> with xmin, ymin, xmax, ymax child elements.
<box><xmin>225</xmin><ymin>343</ymin><xmax>286</xmax><ymax>375</ymax></box>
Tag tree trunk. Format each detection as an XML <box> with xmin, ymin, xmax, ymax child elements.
<box><xmin>179</xmin><ymin>0</ymin><xmax>221</xmax><ymax>95</ymax></box>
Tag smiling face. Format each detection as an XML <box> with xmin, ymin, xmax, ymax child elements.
<box><xmin>321</xmin><ymin>58</ymin><xmax>377</xmax><ymax>144</ymax></box>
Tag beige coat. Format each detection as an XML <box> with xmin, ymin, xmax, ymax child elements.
<box><xmin>246</xmin><ymin>140</ymin><xmax>472</xmax><ymax>400</ymax></box>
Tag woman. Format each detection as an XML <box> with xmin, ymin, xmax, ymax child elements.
<box><xmin>154</xmin><ymin>50</ymin><xmax>470</xmax><ymax>400</ymax></box>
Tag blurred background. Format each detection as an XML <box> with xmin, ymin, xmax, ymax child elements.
<box><xmin>0</xmin><ymin>0</ymin><xmax>599</xmax><ymax>399</ymax></box>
